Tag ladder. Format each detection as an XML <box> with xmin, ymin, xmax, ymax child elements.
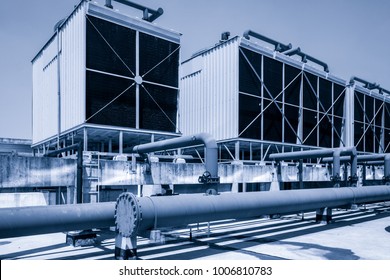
<box><xmin>83</xmin><ymin>152</ymin><xmax>101</xmax><ymax>203</ymax></box>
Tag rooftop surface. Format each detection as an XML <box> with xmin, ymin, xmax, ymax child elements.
<box><xmin>1</xmin><ymin>202</ymin><xmax>390</xmax><ymax>260</ymax></box>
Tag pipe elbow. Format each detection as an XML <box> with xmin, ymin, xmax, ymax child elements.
<box><xmin>194</xmin><ymin>132</ymin><xmax>218</xmax><ymax>149</ymax></box>
<box><xmin>243</xmin><ymin>30</ymin><xmax>252</xmax><ymax>40</ymax></box>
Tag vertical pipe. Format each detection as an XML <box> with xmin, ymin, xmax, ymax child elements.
<box><xmin>83</xmin><ymin>127</ymin><xmax>88</xmax><ymax>151</ymax></box>
<box><xmin>77</xmin><ymin>143</ymin><xmax>83</xmax><ymax>204</ymax></box>
<box><xmin>119</xmin><ymin>131</ymin><xmax>123</xmax><ymax>154</ymax></box>
<box><xmin>108</xmin><ymin>137</ymin><xmax>112</xmax><ymax>153</ymax></box>
<box><xmin>385</xmin><ymin>154</ymin><xmax>390</xmax><ymax>185</ymax></box>
<box><xmin>298</xmin><ymin>159</ymin><xmax>304</xmax><ymax>189</ymax></box>
<box><xmin>350</xmin><ymin>151</ymin><xmax>358</xmax><ymax>187</ymax></box>
<box><xmin>57</xmin><ymin>28</ymin><xmax>61</xmax><ymax>149</ymax></box>
<box><xmin>135</xmin><ymin>31</ymin><xmax>140</xmax><ymax>129</ymax></box>
<box><xmin>298</xmin><ymin>73</ymin><xmax>304</xmax><ymax>145</ymax></box>
<box><xmin>235</xmin><ymin>141</ymin><xmax>240</xmax><ymax>160</ymax></box>
<box><xmin>332</xmin><ymin>149</ymin><xmax>341</xmax><ymax>187</ymax></box>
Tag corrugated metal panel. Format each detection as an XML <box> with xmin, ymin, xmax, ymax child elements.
<box><xmin>32</xmin><ymin>39</ymin><xmax>59</xmax><ymax>144</ymax></box>
<box><xmin>180</xmin><ymin>38</ymin><xmax>239</xmax><ymax>140</ymax></box>
<box><xmin>32</xmin><ymin>1</ymin><xmax>87</xmax><ymax>145</ymax></box>
<box><xmin>60</xmin><ymin>2</ymin><xmax>86</xmax><ymax>134</ymax></box>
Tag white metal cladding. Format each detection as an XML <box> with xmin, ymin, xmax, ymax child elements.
<box><xmin>32</xmin><ymin>1</ymin><xmax>87</xmax><ymax>145</ymax></box>
<box><xmin>180</xmin><ymin>37</ymin><xmax>240</xmax><ymax>140</ymax></box>
<box><xmin>60</xmin><ymin>2</ymin><xmax>86</xmax><ymax>136</ymax></box>
<box><xmin>32</xmin><ymin>38</ymin><xmax>59</xmax><ymax>144</ymax></box>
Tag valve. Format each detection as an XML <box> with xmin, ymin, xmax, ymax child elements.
<box><xmin>198</xmin><ymin>171</ymin><xmax>220</xmax><ymax>184</ymax></box>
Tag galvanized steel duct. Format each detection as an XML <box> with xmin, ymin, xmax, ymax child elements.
<box><xmin>133</xmin><ymin>133</ymin><xmax>219</xmax><ymax>180</ymax></box>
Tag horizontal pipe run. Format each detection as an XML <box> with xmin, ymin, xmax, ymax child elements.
<box><xmin>0</xmin><ymin>202</ymin><xmax>115</xmax><ymax>239</ymax></box>
<box><xmin>269</xmin><ymin>147</ymin><xmax>356</xmax><ymax>161</ymax></box>
<box><xmin>105</xmin><ymin>0</ymin><xmax>163</xmax><ymax>22</ymax></box>
<box><xmin>243</xmin><ymin>30</ymin><xmax>292</xmax><ymax>52</ymax></box>
<box><xmin>117</xmin><ymin>185</ymin><xmax>390</xmax><ymax>235</ymax></box>
<box><xmin>2</xmin><ymin>185</ymin><xmax>390</xmax><ymax>240</ymax></box>
<box><xmin>269</xmin><ymin>147</ymin><xmax>358</xmax><ymax>186</ymax></box>
<box><xmin>322</xmin><ymin>154</ymin><xmax>389</xmax><ymax>163</ymax></box>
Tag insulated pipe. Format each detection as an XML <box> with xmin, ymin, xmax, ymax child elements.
<box><xmin>0</xmin><ymin>202</ymin><xmax>115</xmax><ymax>239</ymax></box>
<box><xmin>133</xmin><ymin>133</ymin><xmax>218</xmax><ymax>179</ymax></box>
<box><xmin>243</xmin><ymin>30</ymin><xmax>292</xmax><ymax>52</ymax></box>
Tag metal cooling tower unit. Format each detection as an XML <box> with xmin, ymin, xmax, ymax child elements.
<box><xmin>180</xmin><ymin>30</ymin><xmax>390</xmax><ymax>163</ymax></box>
<box><xmin>32</xmin><ymin>0</ymin><xmax>181</xmax><ymax>154</ymax></box>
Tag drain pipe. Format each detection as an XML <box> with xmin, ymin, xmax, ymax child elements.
<box><xmin>133</xmin><ymin>133</ymin><xmax>219</xmax><ymax>184</ymax></box>
<box><xmin>269</xmin><ymin>147</ymin><xmax>357</xmax><ymax>187</ymax></box>
<box><xmin>243</xmin><ymin>30</ymin><xmax>292</xmax><ymax>52</ymax></box>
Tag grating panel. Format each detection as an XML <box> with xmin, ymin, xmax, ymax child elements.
<box><xmin>263</xmin><ymin>99</ymin><xmax>282</xmax><ymax>142</ymax></box>
<box><xmin>239</xmin><ymin>94</ymin><xmax>261</xmax><ymax>139</ymax></box>
<box><xmin>86</xmin><ymin>71</ymin><xmax>135</xmax><ymax>127</ymax></box>
<box><xmin>239</xmin><ymin>47</ymin><xmax>262</xmax><ymax>96</ymax></box>
<box><xmin>86</xmin><ymin>15</ymin><xmax>136</xmax><ymax>77</ymax></box>
<box><xmin>139</xmin><ymin>32</ymin><xmax>179</xmax><ymax>87</ymax></box>
<box><xmin>263</xmin><ymin>56</ymin><xmax>283</xmax><ymax>101</ymax></box>
<box><xmin>140</xmin><ymin>84</ymin><xmax>177</xmax><ymax>132</ymax></box>
<box><xmin>284</xmin><ymin>64</ymin><xmax>301</xmax><ymax>106</ymax></box>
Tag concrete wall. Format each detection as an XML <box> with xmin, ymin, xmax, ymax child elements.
<box><xmin>0</xmin><ymin>192</ymin><xmax>47</xmax><ymax>208</ymax></box>
<box><xmin>0</xmin><ymin>155</ymin><xmax>76</xmax><ymax>188</ymax></box>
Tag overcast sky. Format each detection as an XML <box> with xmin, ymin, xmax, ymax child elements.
<box><xmin>0</xmin><ymin>0</ymin><xmax>389</xmax><ymax>139</ymax></box>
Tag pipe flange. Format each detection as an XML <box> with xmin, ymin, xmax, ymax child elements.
<box><xmin>115</xmin><ymin>193</ymin><xmax>141</xmax><ymax>237</ymax></box>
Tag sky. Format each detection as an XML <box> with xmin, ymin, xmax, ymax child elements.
<box><xmin>0</xmin><ymin>0</ymin><xmax>389</xmax><ymax>140</ymax></box>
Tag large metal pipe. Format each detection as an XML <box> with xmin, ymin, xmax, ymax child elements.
<box><xmin>120</xmin><ymin>185</ymin><xmax>390</xmax><ymax>234</ymax></box>
<box><xmin>0</xmin><ymin>202</ymin><xmax>115</xmax><ymax>239</ymax></box>
<box><xmin>133</xmin><ymin>133</ymin><xmax>219</xmax><ymax>181</ymax></box>
<box><xmin>114</xmin><ymin>185</ymin><xmax>390</xmax><ymax>258</ymax></box>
